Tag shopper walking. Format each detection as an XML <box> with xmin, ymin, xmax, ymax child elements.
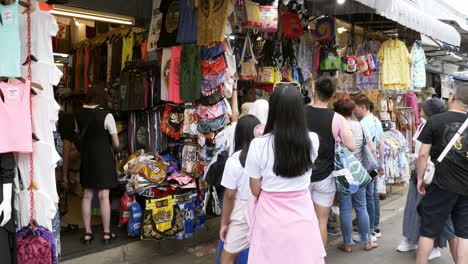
<box><xmin>306</xmin><ymin>76</ymin><xmax>356</xmax><ymax>246</ymax></box>
<box><xmin>219</xmin><ymin>115</ymin><xmax>260</xmax><ymax>264</ymax></box>
<box><xmin>397</xmin><ymin>98</ymin><xmax>456</xmax><ymax>260</ymax></box>
<box><xmin>246</xmin><ymin>84</ymin><xmax>325</xmax><ymax>264</ymax></box>
<box><xmin>76</xmin><ymin>85</ymin><xmax>120</xmax><ymax>245</ymax></box>
<box><xmin>416</xmin><ymin>84</ymin><xmax>468</xmax><ymax>264</ymax></box>
<box><xmin>334</xmin><ymin>99</ymin><xmax>379</xmax><ymax>252</ymax></box>
<box><xmin>353</xmin><ymin>94</ymin><xmax>384</xmax><ymax>239</ymax></box>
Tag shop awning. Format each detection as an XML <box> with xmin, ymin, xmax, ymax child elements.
<box><xmin>353</xmin><ymin>0</ymin><xmax>461</xmax><ymax>47</ymax></box>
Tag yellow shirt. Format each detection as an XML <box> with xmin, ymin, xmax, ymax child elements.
<box><xmin>196</xmin><ymin>0</ymin><xmax>229</xmax><ymax>46</ymax></box>
<box><xmin>121</xmin><ymin>33</ymin><xmax>135</xmax><ymax>70</ymax></box>
<box><xmin>378</xmin><ymin>39</ymin><xmax>411</xmax><ymax>90</ymax></box>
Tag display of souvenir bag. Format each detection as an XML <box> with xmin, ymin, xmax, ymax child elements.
<box><xmin>357</xmin><ymin>55</ymin><xmax>369</xmax><ymax>72</ymax></box>
<box><xmin>319</xmin><ymin>46</ymin><xmax>340</xmax><ymax>72</ymax></box>
<box><xmin>239</xmin><ymin>36</ymin><xmax>258</xmax><ymax>79</ymax></box>
<box><xmin>259</xmin><ymin>66</ymin><xmax>280</xmax><ymax>84</ymax></box>
<box><xmin>281</xmin><ymin>67</ymin><xmax>294</xmax><ymax>82</ymax></box>
<box><xmin>332</xmin><ymin>115</ymin><xmax>372</xmax><ymax>195</ymax></box>
<box><xmin>241</xmin><ymin>0</ymin><xmax>262</xmax><ymax>30</ymax></box>
<box><xmin>224</xmin><ymin>40</ymin><xmax>237</xmax><ymax>78</ymax></box>
<box><xmin>314</xmin><ymin>17</ymin><xmax>335</xmax><ymax>42</ymax></box>
<box><xmin>259</xmin><ymin>6</ymin><xmax>278</xmax><ymax>32</ymax></box>
<box><xmin>346</xmin><ymin>55</ymin><xmax>357</xmax><ymax>73</ymax></box>
<box><xmin>282</xmin><ymin>13</ymin><xmax>304</xmax><ymax>39</ymax></box>
<box><xmin>366</xmin><ymin>53</ymin><xmax>375</xmax><ymax>71</ymax></box>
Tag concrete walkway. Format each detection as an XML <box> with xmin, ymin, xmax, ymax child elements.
<box><xmin>64</xmin><ymin>185</ymin><xmax>454</xmax><ymax>264</ymax></box>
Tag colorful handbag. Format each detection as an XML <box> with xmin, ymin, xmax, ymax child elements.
<box><xmin>259</xmin><ymin>66</ymin><xmax>280</xmax><ymax>84</ymax></box>
<box><xmin>332</xmin><ymin>115</ymin><xmax>372</xmax><ymax>195</ymax></box>
<box><xmin>346</xmin><ymin>56</ymin><xmax>357</xmax><ymax>73</ymax></box>
<box><xmin>239</xmin><ymin>36</ymin><xmax>258</xmax><ymax>79</ymax></box>
<box><xmin>282</xmin><ymin>13</ymin><xmax>304</xmax><ymax>39</ymax></box>
<box><xmin>259</xmin><ymin>6</ymin><xmax>278</xmax><ymax>32</ymax></box>
<box><xmin>357</xmin><ymin>55</ymin><xmax>369</xmax><ymax>72</ymax></box>
<box><xmin>241</xmin><ymin>0</ymin><xmax>262</xmax><ymax>30</ymax></box>
<box><xmin>319</xmin><ymin>47</ymin><xmax>341</xmax><ymax>72</ymax></box>
<box><xmin>314</xmin><ymin>17</ymin><xmax>335</xmax><ymax>42</ymax></box>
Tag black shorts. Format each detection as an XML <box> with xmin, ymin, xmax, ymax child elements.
<box><xmin>419</xmin><ymin>184</ymin><xmax>468</xmax><ymax>239</ymax></box>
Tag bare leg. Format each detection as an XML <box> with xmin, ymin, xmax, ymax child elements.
<box><xmin>81</xmin><ymin>189</ymin><xmax>94</xmax><ymax>235</ymax></box>
<box><xmin>448</xmin><ymin>238</ymin><xmax>458</xmax><ymax>262</ymax></box>
<box><xmin>220</xmin><ymin>250</ymin><xmax>240</xmax><ymax>264</ymax></box>
<box><xmin>98</xmin><ymin>189</ymin><xmax>111</xmax><ymax>238</ymax></box>
<box><xmin>456</xmin><ymin>238</ymin><xmax>468</xmax><ymax>264</ymax></box>
<box><xmin>416</xmin><ymin>236</ymin><xmax>435</xmax><ymax>264</ymax></box>
<box><xmin>314</xmin><ymin>202</ymin><xmax>331</xmax><ymax>247</ymax></box>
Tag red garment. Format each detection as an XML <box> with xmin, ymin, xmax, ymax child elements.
<box><xmin>403</xmin><ymin>93</ymin><xmax>420</xmax><ymax>124</ymax></box>
<box><xmin>168</xmin><ymin>46</ymin><xmax>184</xmax><ymax>104</ymax></box>
<box><xmin>140</xmin><ymin>41</ymin><xmax>148</xmax><ymax>61</ymax></box>
<box><xmin>84</xmin><ymin>48</ymin><xmax>90</xmax><ymax>93</ymax></box>
<box><xmin>202</xmin><ymin>56</ymin><xmax>227</xmax><ymax>75</ymax></box>
<box><xmin>74</xmin><ymin>51</ymin><xmax>81</xmax><ymax>93</ymax></box>
<box><xmin>38</xmin><ymin>2</ymin><xmax>54</xmax><ymax>11</ymax></box>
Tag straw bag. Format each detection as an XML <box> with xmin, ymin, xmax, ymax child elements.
<box><xmin>239</xmin><ymin>36</ymin><xmax>258</xmax><ymax>79</ymax></box>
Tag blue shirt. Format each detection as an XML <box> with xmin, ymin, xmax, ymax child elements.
<box><xmin>0</xmin><ymin>1</ymin><xmax>20</xmax><ymax>77</ymax></box>
<box><xmin>361</xmin><ymin>114</ymin><xmax>384</xmax><ymax>147</ymax></box>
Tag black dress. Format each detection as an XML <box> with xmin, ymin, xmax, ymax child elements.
<box><xmin>76</xmin><ymin>108</ymin><xmax>117</xmax><ymax>189</ymax></box>
<box><xmin>0</xmin><ymin>153</ymin><xmax>17</xmax><ymax>264</ymax></box>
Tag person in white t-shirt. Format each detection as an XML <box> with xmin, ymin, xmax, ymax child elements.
<box><xmin>245</xmin><ymin>84</ymin><xmax>326</xmax><ymax>263</ymax></box>
<box><xmin>219</xmin><ymin>115</ymin><xmax>261</xmax><ymax>263</ymax></box>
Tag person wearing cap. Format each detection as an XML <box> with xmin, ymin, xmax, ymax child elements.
<box><xmin>397</xmin><ymin>98</ymin><xmax>456</xmax><ymax>260</ymax></box>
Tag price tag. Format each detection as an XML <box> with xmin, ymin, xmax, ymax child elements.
<box><xmin>7</xmin><ymin>87</ymin><xmax>19</xmax><ymax>100</ymax></box>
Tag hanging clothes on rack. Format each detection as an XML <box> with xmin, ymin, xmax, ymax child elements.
<box><xmin>378</xmin><ymin>38</ymin><xmax>411</xmax><ymax>91</ymax></box>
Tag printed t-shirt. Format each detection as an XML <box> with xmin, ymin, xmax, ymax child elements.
<box><xmin>176</xmin><ymin>0</ymin><xmax>198</xmax><ymax>44</ymax></box>
<box><xmin>157</xmin><ymin>0</ymin><xmax>180</xmax><ymax>48</ymax></box>
<box><xmin>221</xmin><ymin>151</ymin><xmax>251</xmax><ymax>200</ymax></box>
<box><xmin>0</xmin><ymin>1</ymin><xmax>21</xmax><ymax>77</ymax></box>
<box><xmin>168</xmin><ymin>45</ymin><xmax>183</xmax><ymax>103</ymax></box>
<box><xmin>160</xmin><ymin>48</ymin><xmax>172</xmax><ymax>101</ymax></box>
<box><xmin>245</xmin><ymin>132</ymin><xmax>319</xmax><ymax>192</ymax></box>
<box><xmin>418</xmin><ymin>111</ymin><xmax>468</xmax><ymax>195</ymax></box>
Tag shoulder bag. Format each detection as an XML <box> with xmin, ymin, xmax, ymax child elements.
<box><xmin>332</xmin><ymin>115</ymin><xmax>372</xmax><ymax>195</ymax></box>
<box><xmin>239</xmin><ymin>36</ymin><xmax>258</xmax><ymax>79</ymax></box>
<box><xmin>360</xmin><ymin>124</ymin><xmax>378</xmax><ymax>172</ymax></box>
<box><xmin>424</xmin><ymin>117</ymin><xmax>468</xmax><ymax>184</ymax></box>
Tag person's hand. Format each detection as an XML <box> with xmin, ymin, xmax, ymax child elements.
<box><xmin>220</xmin><ymin>224</ymin><xmax>229</xmax><ymax>243</ymax></box>
<box><xmin>417</xmin><ymin>179</ymin><xmax>427</xmax><ymax>195</ymax></box>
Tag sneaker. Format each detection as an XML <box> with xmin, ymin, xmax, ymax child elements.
<box><xmin>374</xmin><ymin>230</ymin><xmax>382</xmax><ymax>238</ymax></box>
<box><xmin>328</xmin><ymin>226</ymin><xmax>341</xmax><ymax>236</ymax></box>
<box><xmin>397</xmin><ymin>238</ymin><xmax>417</xmax><ymax>252</ymax></box>
<box><xmin>352</xmin><ymin>233</ymin><xmax>377</xmax><ymax>243</ymax></box>
<box><xmin>428</xmin><ymin>248</ymin><xmax>441</xmax><ymax>260</ymax></box>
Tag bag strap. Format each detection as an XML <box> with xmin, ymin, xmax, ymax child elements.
<box><xmin>436</xmin><ymin>117</ymin><xmax>468</xmax><ymax>163</ymax></box>
<box><xmin>248</xmin><ymin>36</ymin><xmax>257</xmax><ymax>64</ymax></box>
<box><xmin>239</xmin><ymin>36</ymin><xmax>249</xmax><ymax>66</ymax></box>
<box><xmin>332</xmin><ymin>113</ymin><xmax>344</xmax><ymax>143</ymax></box>
<box><xmin>225</xmin><ymin>38</ymin><xmax>233</xmax><ymax>54</ymax></box>
<box><xmin>360</xmin><ymin>123</ymin><xmax>367</xmax><ymax>146</ymax></box>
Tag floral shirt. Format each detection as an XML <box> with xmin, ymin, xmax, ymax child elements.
<box><xmin>378</xmin><ymin>39</ymin><xmax>412</xmax><ymax>90</ymax></box>
<box><xmin>410</xmin><ymin>43</ymin><xmax>427</xmax><ymax>89</ymax></box>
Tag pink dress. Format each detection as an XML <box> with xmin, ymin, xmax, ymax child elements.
<box><xmin>168</xmin><ymin>45</ymin><xmax>184</xmax><ymax>104</ymax></box>
<box><xmin>0</xmin><ymin>81</ymin><xmax>32</xmax><ymax>153</ymax></box>
<box><xmin>248</xmin><ymin>190</ymin><xmax>326</xmax><ymax>264</ymax></box>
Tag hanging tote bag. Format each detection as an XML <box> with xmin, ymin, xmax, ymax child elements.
<box><xmin>239</xmin><ymin>36</ymin><xmax>258</xmax><ymax>79</ymax></box>
<box><xmin>282</xmin><ymin>13</ymin><xmax>304</xmax><ymax>39</ymax></box>
<box><xmin>319</xmin><ymin>47</ymin><xmax>341</xmax><ymax>72</ymax></box>
<box><xmin>259</xmin><ymin>66</ymin><xmax>280</xmax><ymax>84</ymax></box>
<box><xmin>332</xmin><ymin>115</ymin><xmax>372</xmax><ymax>195</ymax></box>
<box><xmin>258</xmin><ymin>6</ymin><xmax>278</xmax><ymax>32</ymax></box>
<box><xmin>314</xmin><ymin>17</ymin><xmax>335</xmax><ymax>42</ymax></box>
<box><xmin>424</xmin><ymin>118</ymin><xmax>468</xmax><ymax>184</ymax></box>
<box><xmin>241</xmin><ymin>0</ymin><xmax>262</xmax><ymax>30</ymax></box>
<box><xmin>357</xmin><ymin>55</ymin><xmax>369</xmax><ymax>72</ymax></box>
<box><xmin>224</xmin><ymin>40</ymin><xmax>237</xmax><ymax>78</ymax></box>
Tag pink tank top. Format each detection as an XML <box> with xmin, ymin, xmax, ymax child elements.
<box><xmin>0</xmin><ymin>81</ymin><xmax>32</xmax><ymax>153</ymax></box>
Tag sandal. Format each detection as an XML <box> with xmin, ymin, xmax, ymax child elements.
<box><xmin>364</xmin><ymin>242</ymin><xmax>379</xmax><ymax>251</ymax></box>
<box><xmin>338</xmin><ymin>244</ymin><xmax>352</xmax><ymax>253</ymax></box>
<box><xmin>81</xmin><ymin>233</ymin><xmax>94</xmax><ymax>245</ymax></box>
<box><xmin>103</xmin><ymin>232</ymin><xmax>117</xmax><ymax>245</ymax></box>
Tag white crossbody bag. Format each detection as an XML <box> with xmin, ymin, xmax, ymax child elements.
<box><xmin>424</xmin><ymin>117</ymin><xmax>468</xmax><ymax>184</ymax></box>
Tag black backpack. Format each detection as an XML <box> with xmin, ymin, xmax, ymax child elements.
<box><xmin>204</xmin><ymin>150</ymin><xmax>229</xmax><ymax>187</ymax></box>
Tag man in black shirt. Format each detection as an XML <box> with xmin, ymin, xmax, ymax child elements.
<box><xmin>416</xmin><ymin>84</ymin><xmax>468</xmax><ymax>264</ymax></box>
<box><xmin>305</xmin><ymin>76</ymin><xmax>356</xmax><ymax>246</ymax></box>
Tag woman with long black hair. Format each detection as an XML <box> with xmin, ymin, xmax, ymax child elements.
<box><xmin>219</xmin><ymin>115</ymin><xmax>261</xmax><ymax>264</ymax></box>
<box><xmin>245</xmin><ymin>84</ymin><xmax>325</xmax><ymax>263</ymax></box>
